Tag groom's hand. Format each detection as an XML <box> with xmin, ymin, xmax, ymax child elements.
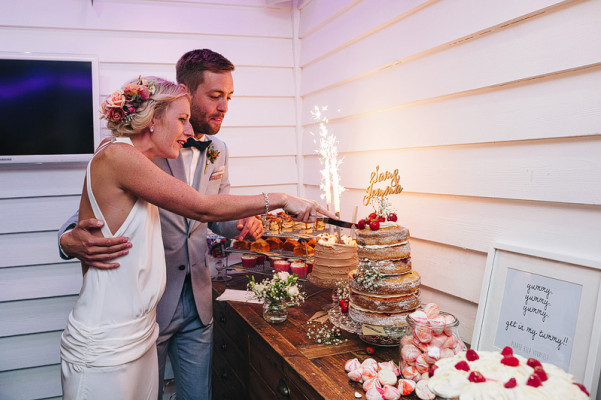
<box><xmin>61</xmin><ymin>218</ymin><xmax>132</xmax><ymax>268</ymax></box>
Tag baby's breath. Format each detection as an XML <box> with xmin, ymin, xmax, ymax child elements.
<box><xmin>370</xmin><ymin>195</ymin><xmax>397</xmax><ymax>217</ymax></box>
<box><xmin>306</xmin><ymin>321</ymin><xmax>346</xmax><ymax>345</ymax></box>
<box><xmin>247</xmin><ymin>271</ymin><xmax>306</xmax><ymax>306</ymax></box>
<box><xmin>354</xmin><ymin>259</ymin><xmax>383</xmax><ymax>291</ymax></box>
<box><xmin>334</xmin><ymin>280</ymin><xmax>350</xmax><ymax>301</ymax></box>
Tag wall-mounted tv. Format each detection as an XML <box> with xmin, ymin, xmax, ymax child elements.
<box><xmin>0</xmin><ymin>52</ymin><xmax>100</xmax><ymax>164</ymax></box>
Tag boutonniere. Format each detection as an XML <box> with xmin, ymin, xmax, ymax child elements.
<box><xmin>205</xmin><ymin>144</ymin><xmax>220</xmax><ymax>173</ymax></box>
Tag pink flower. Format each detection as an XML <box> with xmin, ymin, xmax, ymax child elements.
<box><xmin>105</xmin><ymin>90</ymin><xmax>125</xmax><ymax>108</ymax></box>
<box><xmin>139</xmin><ymin>86</ymin><xmax>150</xmax><ymax>100</ymax></box>
<box><xmin>123</xmin><ymin>84</ymin><xmax>141</xmax><ymax>97</ymax></box>
<box><xmin>107</xmin><ymin>107</ymin><xmax>125</xmax><ymax>122</ymax></box>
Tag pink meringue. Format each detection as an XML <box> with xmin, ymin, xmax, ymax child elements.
<box><xmin>365</xmin><ymin>385</ymin><xmax>385</xmax><ymax>400</ymax></box>
<box><xmin>428</xmin><ymin>316</ymin><xmax>446</xmax><ymax>335</ymax></box>
<box><xmin>363</xmin><ymin>377</ymin><xmax>382</xmax><ymax>393</ymax></box>
<box><xmin>400</xmin><ymin>335</ymin><xmax>414</xmax><ymax>346</ymax></box>
<box><xmin>429</xmin><ymin>334</ymin><xmax>447</xmax><ymax>349</ymax></box>
<box><xmin>361</xmin><ymin>365</ymin><xmax>378</xmax><ymax>382</ymax></box>
<box><xmin>415</xmin><ymin>354</ymin><xmax>429</xmax><ymax>374</ymax></box>
<box><xmin>415</xmin><ymin>379</ymin><xmax>436</xmax><ymax>400</ymax></box>
<box><xmin>361</xmin><ymin>357</ymin><xmax>378</xmax><ymax>370</ymax></box>
<box><xmin>413</xmin><ymin>325</ymin><xmax>432</xmax><ymax>343</ymax></box>
<box><xmin>443</xmin><ymin>314</ymin><xmax>456</xmax><ymax>335</ymax></box>
<box><xmin>409</xmin><ymin>310</ymin><xmax>428</xmax><ymax>324</ymax></box>
<box><xmin>378</xmin><ymin>361</ymin><xmax>400</xmax><ymax>377</ymax></box>
<box><xmin>348</xmin><ymin>368</ymin><xmax>364</xmax><ymax>382</ymax></box>
<box><xmin>397</xmin><ymin>379</ymin><xmax>416</xmax><ymax>395</ymax></box>
<box><xmin>440</xmin><ymin>348</ymin><xmax>454</xmax><ymax>359</ymax></box>
<box><xmin>424</xmin><ymin>345</ymin><xmax>441</xmax><ymax>364</ymax></box>
<box><xmin>345</xmin><ymin>358</ymin><xmax>362</xmax><ymax>372</ymax></box>
<box><xmin>377</xmin><ymin>369</ymin><xmax>398</xmax><ymax>386</ymax></box>
<box><xmin>422</xmin><ymin>303</ymin><xmax>440</xmax><ymax>319</ymax></box>
<box><xmin>443</xmin><ymin>334</ymin><xmax>457</xmax><ymax>349</ymax></box>
<box><xmin>382</xmin><ymin>384</ymin><xmax>401</xmax><ymax>400</ymax></box>
<box><xmin>400</xmin><ymin>344</ymin><xmax>421</xmax><ymax>363</ymax></box>
<box><xmin>401</xmin><ymin>364</ymin><xmax>419</xmax><ymax>380</ymax></box>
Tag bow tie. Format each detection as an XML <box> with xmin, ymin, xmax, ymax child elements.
<box><xmin>183</xmin><ymin>138</ymin><xmax>212</xmax><ymax>151</ymax></box>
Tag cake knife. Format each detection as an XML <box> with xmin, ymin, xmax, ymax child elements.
<box><xmin>321</xmin><ymin>217</ymin><xmax>355</xmax><ymax>229</ymax></box>
<box><xmin>288</xmin><ymin>214</ymin><xmax>356</xmax><ymax>229</ymax></box>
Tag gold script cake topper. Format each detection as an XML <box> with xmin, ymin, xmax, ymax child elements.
<box><xmin>363</xmin><ymin>165</ymin><xmax>403</xmax><ymax>206</ymax></box>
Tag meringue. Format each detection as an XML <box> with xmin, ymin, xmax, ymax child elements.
<box><xmin>377</xmin><ymin>369</ymin><xmax>398</xmax><ymax>386</ymax></box>
<box><xmin>345</xmin><ymin>358</ymin><xmax>362</xmax><ymax>372</ymax></box>
<box><xmin>382</xmin><ymin>384</ymin><xmax>401</xmax><ymax>400</ymax></box>
<box><xmin>415</xmin><ymin>379</ymin><xmax>436</xmax><ymax>400</ymax></box>
<box><xmin>398</xmin><ymin>379</ymin><xmax>416</xmax><ymax>395</ymax></box>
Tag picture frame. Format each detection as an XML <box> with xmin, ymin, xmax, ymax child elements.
<box><xmin>471</xmin><ymin>242</ymin><xmax>601</xmax><ymax>398</ymax></box>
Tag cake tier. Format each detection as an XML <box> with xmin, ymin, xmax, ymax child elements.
<box><xmin>307</xmin><ymin>272</ymin><xmax>346</xmax><ymax>288</ymax></box>
<box><xmin>348</xmin><ymin>304</ymin><xmax>414</xmax><ymax>326</ymax></box>
<box><xmin>349</xmin><ymin>288</ymin><xmax>420</xmax><ymax>313</ymax></box>
<box><xmin>371</xmin><ymin>258</ymin><xmax>412</xmax><ymax>274</ymax></box>
<box><xmin>356</xmin><ymin>225</ymin><xmax>409</xmax><ymax>246</ymax></box>
<box><xmin>357</xmin><ymin>242</ymin><xmax>411</xmax><ymax>261</ymax></box>
<box><xmin>348</xmin><ymin>269</ymin><xmax>421</xmax><ymax>295</ymax></box>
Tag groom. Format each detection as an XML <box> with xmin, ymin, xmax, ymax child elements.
<box><xmin>58</xmin><ymin>49</ymin><xmax>264</xmax><ymax>399</ymax></box>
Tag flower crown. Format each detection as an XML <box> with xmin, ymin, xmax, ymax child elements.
<box><xmin>99</xmin><ymin>76</ymin><xmax>156</xmax><ymax>123</ymax></box>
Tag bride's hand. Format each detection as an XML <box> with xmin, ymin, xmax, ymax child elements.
<box><xmin>280</xmin><ymin>194</ymin><xmax>337</xmax><ymax>222</ymax></box>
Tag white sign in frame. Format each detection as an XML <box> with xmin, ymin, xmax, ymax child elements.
<box><xmin>471</xmin><ymin>242</ymin><xmax>601</xmax><ymax>398</ymax></box>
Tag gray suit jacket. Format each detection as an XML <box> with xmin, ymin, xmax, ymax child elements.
<box><xmin>153</xmin><ymin>136</ymin><xmax>239</xmax><ymax>328</ymax></box>
<box><xmin>58</xmin><ymin>136</ymin><xmax>239</xmax><ymax>329</ymax></box>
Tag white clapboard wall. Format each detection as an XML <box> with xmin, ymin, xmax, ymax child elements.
<box><xmin>0</xmin><ymin>1</ymin><xmax>297</xmax><ymax>399</ymax></box>
<box><xmin>298</xmin><ymin>0</ymin><xmax>601</xmax><ymax>363</ymax></box>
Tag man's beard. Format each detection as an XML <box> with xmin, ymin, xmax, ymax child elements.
<box><xmin>190</xmin><ymin>106</ymin><xmax>222</xmax><ymax>136</ymax></box>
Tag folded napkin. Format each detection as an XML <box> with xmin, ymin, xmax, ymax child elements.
<box><xmin>215</xmin><ymin>289</ymin><xmax>262</xmax><ymax>304</ymax></box>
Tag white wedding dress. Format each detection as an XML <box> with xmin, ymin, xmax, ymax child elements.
<box><xmin>60</xmin><ymin>137</ymin><xmax>166</xmax><ymax>399</ymax></box>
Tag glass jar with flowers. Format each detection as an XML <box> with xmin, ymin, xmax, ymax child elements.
<box><xmin>247</xmin><ymin>271</ymin><xmax>306</xmax><ymax>323</ymax></box>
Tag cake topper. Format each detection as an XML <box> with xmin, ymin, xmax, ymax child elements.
<box><xmin>363</xmin><ymin>165</ymin><xmax>403</xmax><ymax>206</ymax></box>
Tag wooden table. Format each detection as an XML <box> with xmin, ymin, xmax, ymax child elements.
<box><xmin>212</xmin><ymin>273</ymin><xmax>419</xmax><ymax>400</ymax></box>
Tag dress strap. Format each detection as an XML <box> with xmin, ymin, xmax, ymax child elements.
<box><xmin>86</xmin><ymin>137</ymin><xmax>135</xmax><ymax>237</ymax></box>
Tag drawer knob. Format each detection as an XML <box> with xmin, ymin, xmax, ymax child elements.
<box><xmin>221</xmin><ymin>370</ymin><xmax>228</xmax><ymax>380</ymax></box>
<box><xmin>220</xmin><ymin>343</ymin><xmax>227</xmax><ymax>351</ymax></box>
<box><xmin>218</xmin><ymin>311</ymin><xmax>226</xmax><ymax>324</ymax></box>
<box><xmin>276</xmin><ymin>378</ymin><xmax>290</xmax><ymax>397</ymax></box>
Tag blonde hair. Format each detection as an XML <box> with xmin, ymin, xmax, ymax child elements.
<box><xmin>106</xmin><ymin>76</ymin><xmax>190</xmax><ymax>138</ymax></box>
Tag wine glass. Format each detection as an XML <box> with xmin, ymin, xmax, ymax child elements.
<box><xmin>208</xmin><ymin>234</ymin><xmax>231</xmax><ymax>282</ymax></box>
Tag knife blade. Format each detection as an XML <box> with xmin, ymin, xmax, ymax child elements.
<box><xmin>287</xmin><ymin>214</ymin><xmax>356</xmax><ymax>229</ymax></box>
<box><xmin>321</xmin><ymin>217</ymin><xmax>355</xmax><ymax>229</ymax></box>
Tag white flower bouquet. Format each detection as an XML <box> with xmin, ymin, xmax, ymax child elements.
<box><xmin>247</xmin><ymin>271</ymin><xmax>306</xmax><ymax>306</ymax></box>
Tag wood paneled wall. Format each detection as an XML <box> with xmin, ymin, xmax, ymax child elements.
<box><xmin>1</xmin><ymin>0</ymin><xmax>601</xmax><ymax>398</ymax></box>
<box><xmin>0</xmin><ymin>1</ymin><xmax>296</xmax><ymax>398</ymax></box>
<box><xmin>298</xmin><ymin>0</ymin><xmax>601</xmax><ymax>382</ymax></box>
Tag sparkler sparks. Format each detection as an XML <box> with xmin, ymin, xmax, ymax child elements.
<box><xmin>311</xmin><ymin>105</ymin><xmax>345</xmax><ymax>213</ymax></box>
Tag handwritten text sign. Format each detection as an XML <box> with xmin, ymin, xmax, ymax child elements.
<box><xmin>363</xmin><ymin>165</ymin><xmax>403</xmax><ymax>206</ymax></box>
<box><xmin>494</xmin><ymin>268</ymin><xmax>582</xmax><ymax>370</ymax></box>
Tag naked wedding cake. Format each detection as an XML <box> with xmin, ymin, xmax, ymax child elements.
<box><xmin>428</xmin><ymin>347</ymin><xmax>590</xmax><ymax>400</ymax></box>
<box><xmin>308</xmin><ymin>233</ymin><xmax>358</xmax><ymax>288</ymax></box>
<box><xmin>348</xmin><ymin>211</ymin><xmax>421</xmax><ymax>327</ymax></box>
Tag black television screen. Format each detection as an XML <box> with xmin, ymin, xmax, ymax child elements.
<box><xmin>0</xmin><ymin>53</ymin><xmax>99</xmax><ymax>163</ymax></box>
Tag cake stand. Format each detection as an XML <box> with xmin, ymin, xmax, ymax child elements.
<box><xmin>328</xmin><ymin>307</ymin><xmax>406</xmax><ymax>347</ymax></box>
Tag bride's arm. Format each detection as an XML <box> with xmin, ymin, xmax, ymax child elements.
<box><xmin>109</xmin><ymin>143</ymin><xmax>334</xmax><ymax>222</ymax></box>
